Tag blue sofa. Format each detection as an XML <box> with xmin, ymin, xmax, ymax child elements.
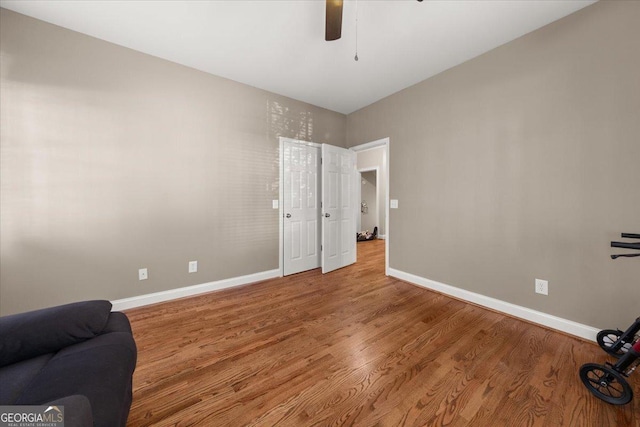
<box><xmin>0</xmin><ymin>300</ymin><xmax>137</xmax><ymax>427</ymax></box>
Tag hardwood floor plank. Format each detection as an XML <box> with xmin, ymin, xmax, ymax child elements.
<box><xmin>125</xmin><ymin>240</ymin><xmax>639</xmax><ymax>426</ymax></box>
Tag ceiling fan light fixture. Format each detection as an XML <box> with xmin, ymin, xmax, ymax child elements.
<box><xmin>325</xmin><ymin>0</ymin><xmax>343</xmax><ymax>41</ymax></box>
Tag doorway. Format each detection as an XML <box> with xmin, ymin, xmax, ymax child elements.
<box><xmin>351</xmin><ymin>138</ymin><xmax>390</xmax><ymax>276</ymax></box>
<box><xmin>358</xmin><ymin>168</ymin><xmax>379</xmax><ymax>237</ymax></box>
<box><xmin>279</xmin><ymin>138</ymin><xmax>358</xmax><ymax>276</ymax></box>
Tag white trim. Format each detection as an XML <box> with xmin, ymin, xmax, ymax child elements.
<box><xmin>279</xmin><ymin>137</ymin><xmax>321</xmax><ymax>148</ymax></box>
<box><xmin>111</xmin><ymin>269</ymin><xmax>280</xmax><ymax>311</ymax></box>
<box><xmin>358</xmin><ymin>167</ymin><xmax>379</xmax><ymax>172</ymax></box>
<box><xmin>377</xmin><ymin>234</ymin><xmax>386</xmax><ymax>240</ymax></box>
<box><xmin>279</xmin><ymin>137</ymin><xmax>284</xmax><ymax>276</ymax></box>
<box><xmin>388</xmin><ymin>268</ymin><xmax>600</xmax><ymax>342</ymax></box>
<box><xmin>351</xmin><ymin>138</ymin><xmax>389</xmax><ymax>153</ymax></box>
<box><xmin>350</xmin><ymin>137</ymin><xmax>390</xmax><ymax>276</ymax></box>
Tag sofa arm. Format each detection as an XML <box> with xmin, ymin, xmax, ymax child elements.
<box><xmin>17</xmin><ymin>332</ymin><xmax>137</xmax><ymax>427</ymax></box>
<box><xmin>102</xmin><ymin>312</ymin><xmax>133</xmax><ymax>335</ymax></box>
<box><xmin>0</xmin><ymin>301</ymin><xmax>113</xmax><ymax>367</ymax></box>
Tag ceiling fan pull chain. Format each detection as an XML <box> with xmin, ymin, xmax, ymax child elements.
<box><xmin>354</xmin><ymin>0</ymin><xmax>359</xmax><ymax>61</ymax></box>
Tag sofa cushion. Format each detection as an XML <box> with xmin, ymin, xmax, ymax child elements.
<box><xmin>15</xmin><ymin>331</ymin><xmax>137</xmax><ymax>427</ymax></box>
<box><xmin>0</xmin><ymin>300</ymin><xmax>112</xmax><ymax>367</ymax></box>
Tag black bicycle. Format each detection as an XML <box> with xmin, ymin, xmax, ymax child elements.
<box><xmin>579</xmin><ymin>233</ymin><xmax>639</xmax><ymax>405</ymax></box>
<box><xmin>581</xmin><ymin>320</ymin><xmax>640</xmax><ymax>405</ymax></box>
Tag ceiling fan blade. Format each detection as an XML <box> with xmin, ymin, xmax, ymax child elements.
<box><xmin>325</xmin><ymin>0</ymin><xmax>343</xmax><ymax>41</ymax></box>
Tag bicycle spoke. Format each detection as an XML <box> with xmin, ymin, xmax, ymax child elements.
<box><xmin>606</xmin><ymin>384</ymin><xmax>622</xmax><ymax>397</ymax></box>
<box><xmin>584</xmin><ymin>369</ymin><xmax>621</xmax><ymax>397</ymax></box>
<box><xmin>587</xmin><ymin>370</ymin><xmax>603</xmax><ymax>382</ymax></box>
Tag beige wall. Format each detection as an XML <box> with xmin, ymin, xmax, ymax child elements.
<box><xmin>0</xmin><ymin>9</ymin><xmax>346</xmax><ymax>315</ymax></box>
<box><xmin>360</xmin><ymin>171</ymin><xmax>377</xmax><ymax>233</ymax></box>
<box><xmin>347</xmin><ymin>1</ymin><xmax>640</xmax><ymax>329</ymax></box>
<box><xmin>2</xmin><ymin>3</ymin><xmax>639</xmax><ymax>329</ymax></box>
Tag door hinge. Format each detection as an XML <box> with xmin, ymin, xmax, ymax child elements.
<box><xmin>321</xmin><ymin>245</ymin><xmax>323</xmax><ymax>251</ymax></box>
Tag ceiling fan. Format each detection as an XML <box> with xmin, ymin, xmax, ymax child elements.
<box><xmin>325</xmin><ymin>0</ymin><xmax>422</xmax><ymax>42</ymax></box>
<box><xmin>325</xmin><ymin>0</ymin><xmax>343</xmax><ymax>41</ymax></box>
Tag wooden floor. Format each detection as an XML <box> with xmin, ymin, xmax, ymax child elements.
<box><xmin>126</xmin><ymin>240</ymin><xmax>639</xmax><ymax>426</ymax></box>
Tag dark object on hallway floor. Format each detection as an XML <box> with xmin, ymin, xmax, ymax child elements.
<box><xmin>357</xmin><ymin>226</ymin><xmax>378</xmax><ymax>241</ymax></box>
<box><xmin>0</xmin><ymin>300</ymin><xmax>137</xmax><ymax>427</ymax></box>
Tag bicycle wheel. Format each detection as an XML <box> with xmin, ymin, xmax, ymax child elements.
<box><xmin>580</xmin><ymin>363</ymin><xmax>633</xmax><ymax>405</ymax></box>
<box><xmin>597</xmin><ymin>329</ymin><xmax>631</xmax><ymax>358</ymax></box>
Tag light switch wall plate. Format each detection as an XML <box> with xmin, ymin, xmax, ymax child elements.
<box><xmin>272</xmin><ymin>200</ymin><xmax>279</xmax><ymax>209</ymax></box>
<box><xmin>390</xmin><ymin>199</ymin><xmax>399</xmax><ymax>209</ymax></box>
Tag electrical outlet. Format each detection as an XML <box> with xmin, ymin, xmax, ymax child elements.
<box><xmin>138</xmin><ymin>268</ymin><xmax>148</xmax><ymax>281</ymax></box>
<box><xmin>188</xmin><ymin>261</ymin><xmax>198</xmax><ymax>273</ymax></box>
<box><xmin>535</xmin><ymin>278</ymin><xmax>548</xmax><ymax>295</ymax></box>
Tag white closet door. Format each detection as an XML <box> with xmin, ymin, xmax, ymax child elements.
<box><xmin>283</xmin><ymin>141</ymin><xmax>321</xmax><ymax>275</ymax></box>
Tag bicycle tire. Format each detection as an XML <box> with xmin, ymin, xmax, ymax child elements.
<box><xmin>596</xmin><ymin>329</ymin><xmax>634</xmax><ymax>358</ymax></box>
<box><xmin>580</xmin><ymin>363</ymin><xmax>633</xmax><ymax>405</ymax></box>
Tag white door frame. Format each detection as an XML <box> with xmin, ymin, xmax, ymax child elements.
<box><xmin>350</xmin><ymin>137</ymin><xmax>390</xmax><ymax>276</ymax></box>
<box><xmin>357</xmin><ymin>166</ymin><xmax>379</xmax><ymax>236</ymax></box>
<box><xmin>279</xmin><ymin>137</ymin><xmax>389</xmax><ymax>277</ymax></box>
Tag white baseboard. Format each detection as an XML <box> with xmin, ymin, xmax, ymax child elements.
<box><xmin>378</xmin><ymin>234</ymin><xmax>386</xmax><ymax>240</ymax></box>
<box><xmin>111</xmin><ymin>269</ymin><xmax>281</xmax><ymax>312</ymax></box>
<box><xmin>388</xmin><ymin>268</ymin><xmax>599</xmax><ymax>342</ymax></box>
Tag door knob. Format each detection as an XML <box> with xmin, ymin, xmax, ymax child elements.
<box><xmin>285</xmin><ymin>213</ymin><xmax>291</xmax><ymax>218</ymax></box>
<box><xmin>324</xmin><ymin>213</ymin><xmax>331</xmax><ymax>218</ymax></box>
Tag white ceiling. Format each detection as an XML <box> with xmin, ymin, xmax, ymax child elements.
<box><xmin>1</xmin><ymin>0</ymin><xmax>596</xmax><ymax>114</ymax></box>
